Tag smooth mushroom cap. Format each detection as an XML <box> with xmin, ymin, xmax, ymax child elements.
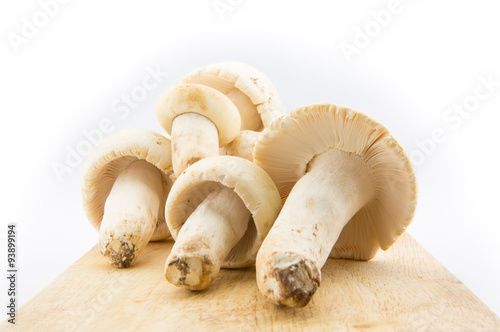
<box><xmin>220</xmin><ymin>130</ymin><xmax>260</xmax><ymax>162</ymax></box>
<box><xmin>253</xmin><ymin>104</ymin><xmax>417</xmax><ymax>260</ymax></box>
<box><xmin>165</xmin><ymin>156</ymin><xmax>282</xmax><ymax>268</ymax></box>
<box><xmin>82</xmin><ymin>128</ymin><xmax>174</xmax><ymax>241</ymax></box>
<box><xmin>156</xmin><ymin>83</ymin><xmax>241</xmax><ymax>146</ymax></box>
<box><xmin>182</xmin><ymin>61</ymin><xmax>284</xmax><ymax>131</ymax></box>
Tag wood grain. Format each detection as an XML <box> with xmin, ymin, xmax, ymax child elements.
<box><xmin>2</xmin><ymin>234</ymin><xmax>499</xmax><ymax>331</ymax></box>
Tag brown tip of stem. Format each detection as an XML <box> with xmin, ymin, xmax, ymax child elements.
<box><xmin>99</xmin><ymin>236</ymin><xmax>137</xmax><ymax>268</ymax></box>
<box><xmin>265</xmin><ymin>253</ymin><xmax>321</xmax><ymax>308</ymax></box>
<box><xmin>165</xmin><ymin>255</ymin><xmax>217</xmax><ymax>291</ymax></box>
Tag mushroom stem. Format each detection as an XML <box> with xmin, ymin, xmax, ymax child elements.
<box><xmin>171</xmin><ymin>113</ymin><xmax>219</xmax><ymax>177</ymax></box>
<box><xmin>98</xmin><ymin>160</ymin><xmax>163</xmax><ymax>268</ymax></box>
<box><xmin>165</xmin><ymin>186</ymin><xmax>251</xmax><ymax>290</ymax></box>
<box><xmin>256</xmin><ymin>151</ymin><xmax>375</xmax><ymax>307</ymax></box>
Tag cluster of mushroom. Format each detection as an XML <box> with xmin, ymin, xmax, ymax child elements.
<box><xmin>81</xmin><ymin>62</ymin><xmax>417</xmax><ymax>308</ymax></box>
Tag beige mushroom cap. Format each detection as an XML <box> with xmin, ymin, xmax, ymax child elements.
<box><xmin>82</xmin><ymin>128</ymin><xmax>173</xmax><ymax>241</ymax></box>
<box><xmin>220</xmin><ymin>130</ymin><xmax>260</xmax><ymax>162</ymax></box>
<box><xmin>182</xmin><ymin>62</ymin><xmax>284</xmax><ymax>131</ymax></box>
<box><xmin>166</xmin><ymin>156</ymin><xmax>282</xmax><ymax>268</ymax></box>
<box><xmin>156</xmin><ymin>83</ymin><xmax>241</xmax><ymax>146</ymax></box>
<box><xmin>253</xmin><ymin>104</ymin><xmax>417</xmax><ymax>260</ymax></box>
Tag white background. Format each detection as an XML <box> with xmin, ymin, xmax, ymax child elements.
<box><xmin>1</xmin><ymin>0</ymin><xmax>499</xmax><ymax>320</ymax></box>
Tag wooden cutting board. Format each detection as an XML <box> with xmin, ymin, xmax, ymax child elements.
<box><xmin>2</xmin><ymin>233</ymin><xmax>499</xmax><ymax>331</ymax></box>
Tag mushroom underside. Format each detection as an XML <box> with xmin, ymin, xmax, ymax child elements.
<box><xmin>83</xmin><ymin>156</ymin><xmax>173</xmax><ymax>241</ymax></box>
<box><xmin>168</xmin><ymin>181</ymin><xmax>257</xmax><ymax>267</ymax></box>
<box><xmin>184</xmin><ymin>76</ymin><xmax>263</xmax><ymax>131</ymax></box>
<box><xmin>254</xmin><ymin>104</ymin><xmax>417</xmax><ymax>255</ymax></box>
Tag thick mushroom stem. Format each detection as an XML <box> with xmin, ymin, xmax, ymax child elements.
<box><xmin>256</xmin><ymin>151</ymin><xmax>375</xmax><ymax>307</ymax></box>
<box><xmin>98</xmin><ymin>160</ymin><xmax>163</xmax><ymax>268</ymax></box>
<box><xmin>165</xmin><ymin>186</ymin><xmax>251</xmax><ymax>290</ymax></box>
<box><xmin>171</xmin><ymin>113</ymin><xmax>219</xmax><ymax>177</ymax></box>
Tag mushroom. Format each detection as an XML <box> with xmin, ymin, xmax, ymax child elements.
<box><xmin>157</xmin><ymin>62</ymin><xmax>283</xmax><ymax>178</ymax></box>
<box><xmin>253</xmin><ymin>104</ymin><xmax>417</xmax><ymax>307</ymax></box>
<box><xmin>182</xmin><ymin>61</ymin><xmax>283</xmax><ymax>131</ymax></box>
<box><xmin>82</xmin><ymin>128</ymin><xmax>173</xmax><ymax>268</ymax></box>
<box><xmin>220</xmin><ymin>130</ymin><xmax>260</xmax><ymax>161</ymax></box>
<box><xmin>164</xmin><ymin>156</ymin><xmax>282</xmax><ymax>290</ymax></box>
<box><xmin>156</xmin><ymin>83</ymin><xmax>240</xmax><ymax>178</ymax></box>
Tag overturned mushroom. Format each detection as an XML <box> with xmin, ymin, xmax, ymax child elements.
<box><xmin>82</xmin><ymin>128</ymin><xmax>173</xmax><ymax>268</ymax></box>
<box><xmin>164</xmin><ymin>156</ymin><xmax>282</xmax><ymax>290</ymax></box>
<box><xmin>254</xmin><ymin>104</ymin><xmax>417</xmax><ymax>307</ymax></box>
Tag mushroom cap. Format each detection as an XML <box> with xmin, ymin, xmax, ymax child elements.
<box><xmin>220</xmin><ymin>130</ymin><xmax>260</xmax><ymax>162</ymax></box>
<box><xmin>182</xmin><ymin>61</ymin><xmax>283</xmax><ymax>131</ymax></box>
<box><xmin>156</xmin><ymin>83</ymin><xmax>241</xmax><ymax>146</ymax></box>
<box><xmin>81</xmin><ymin>128</ymin><xmax>174</xmax><ymax>241</ymax></box>
<box><xmin>253</xmin><ymin>104</ymin><xmax>417</xmax><ymax>260</ymax></box>
<box><xmin>165</xmin><ymin>156</ymin><xmax>282</xmax><ymax>268</ymax></box>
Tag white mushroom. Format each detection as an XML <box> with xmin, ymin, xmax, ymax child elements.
<box><xmin>253</xmin><ymin>104</ymin><xmax>417</xmax><ymax>307</ymax></box>
<box><xmin>164</xmin><ymin>156</ymin><xmax>282</xmax><ymax>290</ymax></box>
<box><xmin>81</xmin><ymin>129</ymin><xmax>173</xmax><ymax>268</ymax></box>
<box><xmin>157</xmin><ymin>62</ymin><xmax>284</xmax><ymax>178</ymax></box>
<box><xmin>156</xmin><ymin>83</ymin><xmax>240</xmax><ymax>178</ymax></box>
<box><xmin>182</xmin><ymin>61</ymin><xmax>284</xmax><ymax>131</ymax></box>
<box><xmin>220</xmin><ymin>130</ymin><xmax>260</xmax><ymax>161</ymax></box>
